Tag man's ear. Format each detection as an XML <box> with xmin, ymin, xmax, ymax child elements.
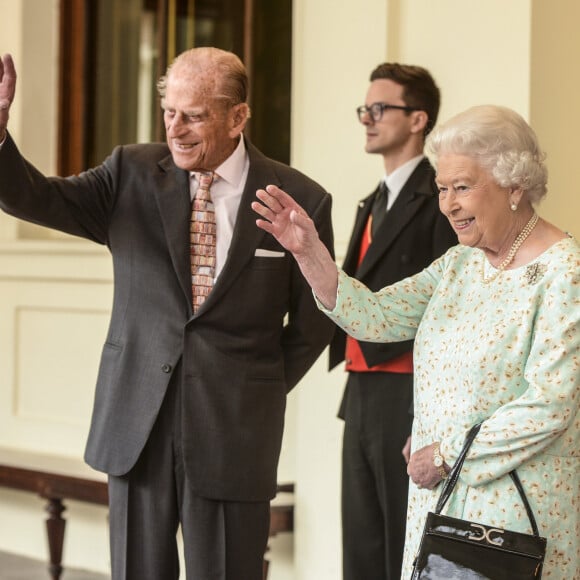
<box><xmin>229</xmin><ymin>103</ymin><xmax>250</xmax><ymax>137</ymax></box>
<box><xmin>410</xmin><ymin>110</ymin><xmax>429</xmax><ymax>135</ymax></box>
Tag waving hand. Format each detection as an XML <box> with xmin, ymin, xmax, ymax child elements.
<box><xmin>253</xmin><ymin>184</ymin><xmax>339</xmax><ymax>310</ymax></box>
<box><xmin>0</xmin><ymin>54</ymin><xmax>17</xmax><ymax>141</ymax></box>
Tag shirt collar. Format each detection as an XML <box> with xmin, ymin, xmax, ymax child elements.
<box><xmin>191</xmin><ymin>136</ymin><xmax>248</xmax><ymax>187</ymax></box>
<box><xmin>384</xmin><ymin>154</ymin><xmax>424</xmax><ymax>198</ymax></box>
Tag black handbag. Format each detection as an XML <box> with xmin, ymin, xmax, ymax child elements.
<box><xmin>411</xmin><ymin>423</ymin><xmax>547</xmax><ymax>579</ymax></box>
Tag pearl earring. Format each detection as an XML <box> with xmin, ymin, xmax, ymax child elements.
<box><xmin>510</xmin><ymin>203</ymin><xmax>518</xmax><ymax>211</ymax></box>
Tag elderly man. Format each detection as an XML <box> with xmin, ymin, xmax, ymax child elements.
<box><xmin>0</xmin><ymin>48</ymin><xmax>334</xmax><ymax>579</ymax></box>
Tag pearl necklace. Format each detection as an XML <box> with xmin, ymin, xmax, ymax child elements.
<box><xmin>483</xmin><ymin>212</ymin><xmax>539</xmax><ymax>284</ymax></box>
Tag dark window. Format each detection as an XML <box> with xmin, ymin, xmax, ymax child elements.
<box><xmin>58</xmin><ymin>0</ymin><xmax>291</xmax><ymax>174</ymax></box>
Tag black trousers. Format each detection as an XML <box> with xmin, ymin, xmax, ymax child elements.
<box><xmin>341</xmin><ymin>371</ymin><xmax>413</xmax><ymax>580</ymax></box>
<box><xmin>108</xmin><ymin>368</ymin><xmax>270</xmax><ymax>580</ymax></box>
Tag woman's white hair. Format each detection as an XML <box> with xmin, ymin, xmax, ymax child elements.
<box><xmin>426</xmin><ymin>105</ymin><xmax>548</xmax><ymax>203</ymax></box>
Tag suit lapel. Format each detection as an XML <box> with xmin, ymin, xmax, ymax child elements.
<box><xmin>342</xmin><ymin>192</ymin><xmax>374</xmax><ymax>275</ymax></box>
<box><xmin>357</xmin><ymin>158</ymin><xmax>437</xmax><ymax>279</ymax></box>
<box><xmin>153</xmin><ymin>155</ymin><xmax>193</xmax><ymax>309</ymax></box>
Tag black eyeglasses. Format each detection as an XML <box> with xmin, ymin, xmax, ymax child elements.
<box><xmin>356</xmin><ymin>102</ymin><xmax>418</xmax><ymax>122</ymax></box>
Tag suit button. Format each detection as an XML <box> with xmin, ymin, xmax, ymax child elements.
<box><xmin>161</xmin><ymin>363</ymin><xmax>172</xmax><ymax>373</ymax></box>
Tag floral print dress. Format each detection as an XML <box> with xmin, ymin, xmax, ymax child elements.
<box><xmin>321</xmin><ymin>237</ymin><xmax>579</xmax><ymax>579</ymax></box>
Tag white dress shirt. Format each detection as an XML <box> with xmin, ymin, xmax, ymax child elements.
<box><xmin>382</xmin><ymin>154</ymin><xmax>425</xmax><ymax>210</ymax></box>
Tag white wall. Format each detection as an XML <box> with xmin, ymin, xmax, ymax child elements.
<box><xmin>289</xmin><ymin>1</ymin><xmax>389</xmax><ymax>577</ymax></box>
<box><xmin>1</xmin><ymin>1</ymin><xmax>578</xmax><ymax>578</ymax></box>
<box><xmin>530</xmin><ymin>0</ymin><xmax>580</xmax><ymax>237</ymax></box>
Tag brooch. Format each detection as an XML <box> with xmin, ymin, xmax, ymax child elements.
<box><xmin>523</xmin><ymin>262</ymin><xmax>547</xmax><ymax>285</ymax></box>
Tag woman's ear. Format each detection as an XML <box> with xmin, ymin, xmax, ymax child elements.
<box><xmin>509</xmin><ymin>187</ymin><xmax>525</xmax><ymax>209</ymax></box>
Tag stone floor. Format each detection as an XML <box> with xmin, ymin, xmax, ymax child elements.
<box><xmin>0</xmin><ymin>551</ymin><xmax>109</xmax><ymax>579</ymax></box>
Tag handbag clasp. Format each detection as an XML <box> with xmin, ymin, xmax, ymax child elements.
<box><xmin>469</xmin><ymin>523</ymin><xmax>505</xmax><ymax>546</ymax></box>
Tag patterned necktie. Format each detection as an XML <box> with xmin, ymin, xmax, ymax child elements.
<box><xmin>190</xmin><ymin>172</ymin><xmax>216</xmax><ymax>312</ymax></box>
<box><xmin>371</xmin><ymin>181</ymin><xmax>389</xmax><ymax>238</ymax></box>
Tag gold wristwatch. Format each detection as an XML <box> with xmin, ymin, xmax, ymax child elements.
<box><xmin>433</xmin><ymin>444</ymin><xmax>448</xmax><ymax>479</ymax></box>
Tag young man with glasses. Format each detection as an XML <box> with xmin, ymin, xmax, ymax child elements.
<box><xmin>328</xmin><ymin>63</ymin><xmax>457</xmax><ymax>580</ymax></box>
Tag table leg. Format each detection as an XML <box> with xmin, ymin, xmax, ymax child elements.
<box><xmin>45</xmin><ymin>497</ymin><xmax>65</xmax><ymax>580</ymax></box>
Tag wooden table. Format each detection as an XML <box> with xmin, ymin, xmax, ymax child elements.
<box><xmin>0</xmin><ymin>447</ymin><xmax>293</xmax><ymax>579</ymax></box>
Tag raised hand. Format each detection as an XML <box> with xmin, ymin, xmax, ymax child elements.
<box><xmin>253</xmin><ymin>184</ymin><xmax>339</xmax><ymax>310</ymax></box>
<box><xmin>252</xmin><ymin>184</ymin><xmax>320</xmax><ymax>258</ymax></box>
<box><xmin>0</xmin><ymin>54</ymin><xmax>17</xmax><ymax>141</ymax></box>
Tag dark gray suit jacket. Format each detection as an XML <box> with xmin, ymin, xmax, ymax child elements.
<box><xmin>329</xmin><ymin>157</ymin><xmax>457</xmax><ymax>372</ymax></box>
<box><xmin>0</xmin><ymin>134</ymin><xmax>335</xmax><ymax>501</ymax></box>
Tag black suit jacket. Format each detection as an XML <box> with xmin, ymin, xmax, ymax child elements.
<box><xmin>328</xmin><ymin>157</ymin><xmax>457</xmax><ymax>371</ymax></box>
<box><xmin>0</xmin><ymin>135</ymin><xmax>335</xmax><ymax>501</ymax></box>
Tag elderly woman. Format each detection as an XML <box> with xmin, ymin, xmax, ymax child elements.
<box><xmin>253</xmin><ymin>105</ymin><xmax>579</xmax><ymax>579</ymax></box>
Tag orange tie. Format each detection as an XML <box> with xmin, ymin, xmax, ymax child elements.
<box><xmin>190</xmin><ymin>172</ymin><xmax>216</xmax><ymax>312</ymax></box>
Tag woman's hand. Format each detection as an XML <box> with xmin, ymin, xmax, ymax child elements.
<box><xmin>253</xmin><ymin>184</ymin><xmax>320</xmax><ymax>258</ymax></box>
<box><xmin>407</xmin><ymin>442</ymin><xmax>448</xmax><ymax>490</ymax></box>
<box><xmin>253</xmin><ymin>184</ymin><xmax>339</xmax><ymax>310</ymax></box>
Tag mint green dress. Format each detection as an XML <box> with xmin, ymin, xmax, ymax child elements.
<box><xmin>321</xmin><ymin>237</ymin><xmax>579</xmax><ymax>579</ymax></box>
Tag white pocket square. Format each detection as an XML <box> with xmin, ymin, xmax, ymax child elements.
<box><xmin>254</xmin><ymin>249</ymin><xmax>285</xmax><ymax>258</ymax></box>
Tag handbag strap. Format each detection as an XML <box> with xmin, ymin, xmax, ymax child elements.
<box><xmin>510</xmin><ymin>469</ymin><xmax>540</xmax><ymax>536</ymax></box>
<box><xmin>435</xmin><ymin>423</ymin><xmax>482</xmax><ymax>513</ymax></box>
<box><xmin>434</xmin><ymin>422</ymin><xmax>541</xmax><ymax>537</ymax></box>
